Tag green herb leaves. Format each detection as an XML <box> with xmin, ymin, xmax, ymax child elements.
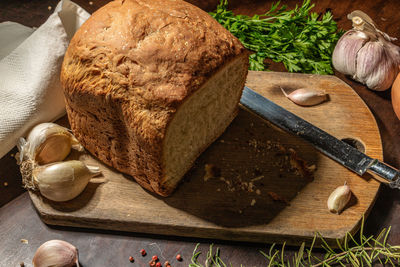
<box><xmin>209</xmin><ymin>0</ymin><xmax>343</xmax><ymax>74</ymax></box>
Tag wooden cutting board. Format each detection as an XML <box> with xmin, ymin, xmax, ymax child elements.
<box><xmin>29</xmin><ymin>71</ymin><xmax>382</xmax><ymax>246</ymax></box>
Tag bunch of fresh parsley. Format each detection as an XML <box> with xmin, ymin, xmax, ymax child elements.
<box><xmin>209</xmin><ymin>0</ymin><xmax>342</xmax><ymax>74</ymax></box>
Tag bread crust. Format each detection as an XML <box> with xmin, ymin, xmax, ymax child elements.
<box><xmin>61</xmin><ymin>0</ymin><xmax>248</xmax><ymax>196</ymax></box>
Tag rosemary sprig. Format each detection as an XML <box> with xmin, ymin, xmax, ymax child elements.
<box><xmin>189</xmin><ymin>244</ymin><xmax>227</xmax><ymax>267</ymax></box>
<box><xmin>189</xmin><ymin>218</ymin><xmax>400</xmax><ymax>266</ymax></box>
<box><xmin>209</xmin><ymin>0</ymin><xmax>343</xmax><ymax>74</ymax></box>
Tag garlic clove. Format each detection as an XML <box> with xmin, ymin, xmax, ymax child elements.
<box><xmin>36</xmin><ymin>134</ymin><xmax>73</xmax><ymax>164</ymax></box>
<box><xmin>33</xmin><ymin>160</ymin><xmax>101</xmax><ymax>202</ymax></box>
<box><xmin>327</xmin><ymin>183</ymin><xmax>352</xmax><ymax>214</ymax></box>
<box><xmin>355</xmin><ymin>41</ymin><xmax>398</xmax><ymax>91</ymax></box>
<box><xmin>22</xmin><ymin>123</ymin><xmax>84</xmax><ymax>165</ymax></box>
<box><xmin>332</xmin><ymin>30</ymin><xmax>369</xmax><ymax>76</ymax></box>
<box><xmin>33</xmin><ymin>240</ymin><xmax>79</xmax><ymax>267</ymax></box>
<box><xmin>281</xmin><ymin>87</ymin><xmax>328</xmax><ymax>106</ymax></box>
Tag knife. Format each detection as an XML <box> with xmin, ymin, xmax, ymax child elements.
<box><xmin>240</xmin><ymin>86</ymin><xmax>400</xmax><ymax>189</ymax></box>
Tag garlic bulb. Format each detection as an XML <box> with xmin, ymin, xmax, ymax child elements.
<box><xmin>33</xmin><ymin>240</ymin><xmax>79</xmax><ymax>267</ymax></box>
<box><xmin>33</xmin><ymin>160</ymin><xmax>101</xmax><ymax>202</ymax></box>
<box><xmin>18</xmin><ymin>123</ymin><xmax>84</xmax><ymax>165</ymax></box>
<box><xmin>327</xmin><ymin>183</ymin><xmax>352</xmax><ymax>214</ymax></box>
<box><xmin>332</xmin><ymin>10</ymin><xmax>400</xmax><ymax>91</ymax></box>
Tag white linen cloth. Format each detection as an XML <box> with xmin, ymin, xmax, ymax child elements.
<box><xmin>0</xmin><ymin>0</ymin><xmax>90</xmax><ymax>159</ymax></box>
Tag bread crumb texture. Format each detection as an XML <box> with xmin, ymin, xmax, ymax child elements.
<box><xmin>61</xmin><ymin>0</ymin><xmax>248</xmax><ymax>196</ymax></box>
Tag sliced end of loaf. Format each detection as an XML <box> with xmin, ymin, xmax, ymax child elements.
<box><xmin>160</xmin><ymin>55</ymin><xmax>248</xmax><ymax>194</ymax></box>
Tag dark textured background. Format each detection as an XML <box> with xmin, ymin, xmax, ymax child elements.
<box><xmin>1</xmin><ymin>0</ymin><xmax>400</xmax><ymax>266</ymax></box>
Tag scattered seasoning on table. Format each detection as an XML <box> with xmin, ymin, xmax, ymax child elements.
<box><xmin>4</xmin><ymin>182</ymin><xmax>8</xmax><ymax>187</ymax></box>
<box><xmin>19</xmin><ymin>262</ymin><xmax>24</xmax><ymax>267</ymax></box>
<box><xmin>267</xmin><ymin>191</ymin><xmax>290</xmax><ymax>205</ymax></box>
<box><xmin>89</xmin><ymin>1</ymin><xmax>93</xmax><ymax>5</ymax></box>
<box><xmin>20</xmin><ymin>239</ymin><xmax>28</xmax><ymax>244</ymax></box>
<box><xmin>152</xmin><ymin>255</ymin><xmax>158</xmax><ymax>261</ymax></box>
<box><xmin>47</xmin><ymin>6</ymin><xmax>52</xmax><ymax>10</ymax></box>
<box><xmin>129</xmin><ymin>256</ymin><xmax>134</xmax><ymax>263</ymax></box>
<box><xmin>176</xmin><ymin>254</ymin><xmax>182</xmax><ymax>261</ymax></box>
<box><xmin>164</xmin><ymin>261</ymin><xmax>171</xmax><ymax>267</ymax></box>
<box><xmin>149</xmin><ymin>260</ymin><xmax>156</xmax><ymax>267</ymax></box>
<box><xmin>140</xmin><ymin>249</ymin><xmax>147</xmax><ymax>256</ymax></box>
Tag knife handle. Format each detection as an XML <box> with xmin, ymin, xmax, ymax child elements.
<box><xmin>366</xmin><ymin>159</ymin><xmax>400</xmax><ymax>189</ymax></box>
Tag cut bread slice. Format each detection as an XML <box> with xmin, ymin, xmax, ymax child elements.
<box><xmin>162</xmin><ymin>55</ymin><xmax>248</xmax><ymax>191</ymax></box>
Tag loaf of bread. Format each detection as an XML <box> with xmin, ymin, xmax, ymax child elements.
<box><xmin>60</xmin><ymin>0</ymin><xmax>248</xmax><ymax>196</ymax></box>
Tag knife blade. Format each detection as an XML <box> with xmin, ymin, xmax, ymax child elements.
<box><xmin>240</xmin><ymin>86</ymin><xmax>400</xmax><ymax>189</ymax></box>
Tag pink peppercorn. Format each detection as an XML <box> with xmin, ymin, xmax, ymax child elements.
<box><xmin>141</xmin><ymin>249</ymin><xmax>147</xmax><ymax>256</ymax></box>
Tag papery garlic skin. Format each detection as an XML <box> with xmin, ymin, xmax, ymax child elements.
<box><xmin>33</xmin><ymin>240</ymin><xmax>79</xmax><ymax>267</ymax></box>
<box><xmin>21</xmin><ymin>123</ymin><xmax>84</xmax><ymax>165</ymax></box>
<box><xmin>327</xmin><ymin>184</ymin><xmax>352</xmax><ymax>214</ymax></box>
<box><xmin>332</xmin><ymin>30</ymin><xmax>368</xmax><ymax>76</ymax></box>
<box><xmin>33</xmin><ymin>160</ymin><xmax>100</xmax><ymax>202</ymax></box>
